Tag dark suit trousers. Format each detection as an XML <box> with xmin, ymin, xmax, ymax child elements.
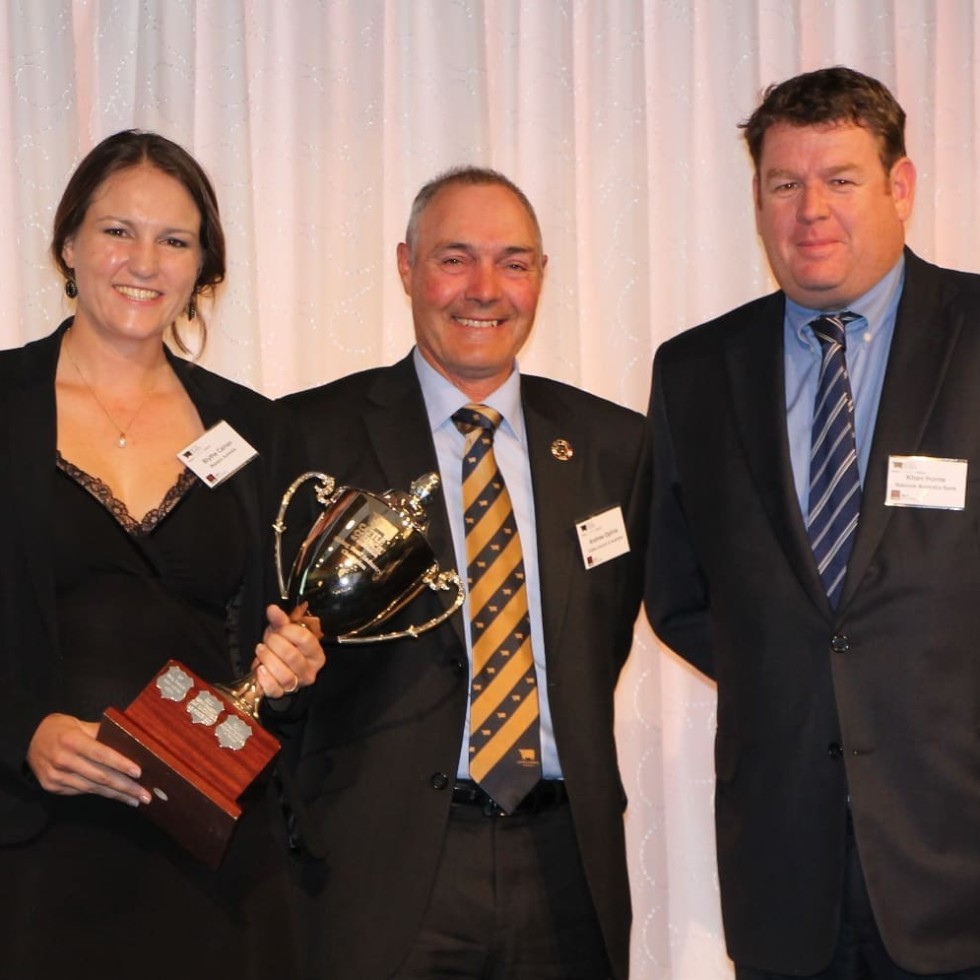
<box><xmin>736</xmin><ymin>815</ymin><xmax>980</xmax><ymax>980</ymax></box>
<box><xmin>390</xmin><ymin>800</ymin><xmax>611</xmax><ymax>979</ymax></box>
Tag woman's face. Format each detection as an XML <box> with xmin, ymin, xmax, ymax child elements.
<box><xmin>62</xmin><ymin>162</ymin><xmax>203</xmax><ymax>343</ymax></box>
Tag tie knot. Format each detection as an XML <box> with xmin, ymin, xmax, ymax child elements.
<box><xmin>810</xmin><ymin>311</ymin><xmax>860</xmax><ymax>351</ymax></box>
<box><xmin>453</xmin><ymin>404</ymin><xmax>502</xmax><ymax>436</ymax></box>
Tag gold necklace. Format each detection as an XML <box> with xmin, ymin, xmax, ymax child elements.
<box><xmin>63</xmin><ymin>329</ymin><xmax>160</xmax><ymax>448</ymax></box>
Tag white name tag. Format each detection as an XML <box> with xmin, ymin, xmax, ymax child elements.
<box><xmin>178</xmin><ymin>420</ymin><xmax>258</xmax><ymax>488</ymax></box>
<box><xmin>575</xmin><ymin>505</ymin><xmax>630</xmax><ymax>569</ymax></box>
<box><xmin>885</xmin><ymin>455</ymin><xmax>967</xmax><ymax>511</ymax></box>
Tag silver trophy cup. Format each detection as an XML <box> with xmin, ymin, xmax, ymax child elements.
<box><xmin>219</xmin><ymin>471</ymin><xmax>462</xmax><ymax>721</ymax></box>
<box><xmin>273</xmin><ymin>471</ymin><xmax>464</xmax><ymax>643</ymax></box>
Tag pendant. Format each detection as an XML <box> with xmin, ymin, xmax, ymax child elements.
<box><xmin>117</xmin><ymin>434</ymin><xmax>128</xmax><ymax>448</ymax></box>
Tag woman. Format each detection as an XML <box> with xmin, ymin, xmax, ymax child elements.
<box><xmin>0</xmin><ymin>131</ymin><xmax>321</xmax><ymax>978</ymax></box>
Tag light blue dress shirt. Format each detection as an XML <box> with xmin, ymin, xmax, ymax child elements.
<box><xmin>413</xmin><ymin>348</ymin><xmax>562</xmax><ymax>780</ymax></box>
<box><xmin>784</xmin><ymin>257</ymin><xmax>906</xmax><ymax>517</ymax></box>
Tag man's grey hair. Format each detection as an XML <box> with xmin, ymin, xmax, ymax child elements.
<box><xmin>404</xmin><ymin>166</ymin><xmax>543</xmax><ymax>259</ymax></box>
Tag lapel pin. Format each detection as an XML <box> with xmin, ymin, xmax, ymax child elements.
<box><xmin>551</xmin><ymin>438</ymin><xmax>573</xmax><ymax>461</ymax></box>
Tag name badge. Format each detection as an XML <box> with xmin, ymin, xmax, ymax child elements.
<box><xmin>575</xmin><ymin>505</ymin><xmax>630</xmax><ymax>569</ymax></box>
<box><xmin>178</xmin><ymin>420</ymin><xmax>258</xmax><ymax>488</ymax></box>
<box><xmin>885</xmin><ymin>455</ymin><xmax>967</xmax><ymax>511</ymax></box>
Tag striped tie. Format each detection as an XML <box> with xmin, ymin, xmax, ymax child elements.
<box><xmin>807</xmin><ymin>312</ymin><xmax>861</xmax><ymax>608</ymax></box>
<box><xmin>453</xmin><ymin>404</ymin><xmax>541</xmax><ymax>813</ymax></box>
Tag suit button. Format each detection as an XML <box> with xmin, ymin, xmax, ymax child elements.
<box><xmin>431</xmin><ymin>772</ymin><xmax>450</xmax><ymax>790</ymax></box>
<box><xmin>830</xmin><ymin>634</ymin><xmax>849</xmax><ymax>654</ymax></box>
<box><xmin>827</xmin><ymin>742</ymin><xmax>843</xmax><ymax>760</ymax></box>
<box><xmin>450</xmin><ymin>657</ymin><xmax>465</xmax><ymax>674</ymax></box>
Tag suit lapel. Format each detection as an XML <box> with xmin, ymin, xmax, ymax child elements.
<box><xmin>840</xmin><ymin>251</ymin><xmax>961</xmax><ymax>609</ymax></box>
<box><xmin>363</xmin><ymin>355</ymin><xmax>465</xmax><ymax>648</ymax></box>
<box><xmin>724</xmin><ymin>294</ymin><xmax>830</xmax><ymax>610</ymax></box>
<box><xmin>521</xmin><ymin>378</ymin><xmax>582</xmax><ymax>668</ymax></box>
<box><xmin>170</xmin><ymin>352</ymin><xmax>230</xmax><ymax>429</ymax></box>
<box><xmin>7</xmin><ymin>325</ymin><xmax>68</xmax><ymax>656</ymax></box>
<box><xmin>724</xmin><ymin>254</ymin><xmax>963</xmax><ymax>615</ymax></box>
<box><xmin>171</xmin><ymin>355</ymin><xmax>266</xmax><ymax>656</ymax></box>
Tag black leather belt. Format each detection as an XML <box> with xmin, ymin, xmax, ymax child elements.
<box><xmin>451</xmin><ymin>779</ymin><xmax>568</xmax><ymax>817</ymax></box>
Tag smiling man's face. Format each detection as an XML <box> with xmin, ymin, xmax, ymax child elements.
<box><xmin>397</xmin><ymin>181</ymin><xmax>546</xmax><ymax>401</ymax></box>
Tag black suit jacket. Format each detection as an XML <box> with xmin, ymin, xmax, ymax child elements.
<box><xmin>281</xmin><ymin>352</ymin><xmax>648</xmax><ymax>980</ymax></box>
<box><xmin>646</xmin><ymin>249</ymin><xmax>980</xmax><ymax>975</ymax></box>
<box><xmin>0</xmin><ymin>320</ymin><xmax>286</xmax><ymax>846</ymax></box>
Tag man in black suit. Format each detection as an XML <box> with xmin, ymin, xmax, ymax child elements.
<box><xmin>284</xmin><ymin>167</ymin><xmax>647</xmax><ymax>979</ymax></box>
<box><xmin>646</xmin><ymin>66</ymin><xmax>980</xmax><ymax>979</ymax></box>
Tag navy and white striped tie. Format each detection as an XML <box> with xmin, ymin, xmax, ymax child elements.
<box><xmin>807</xmin><ymin>312</ymin><xmax>862</xmax><ymax>608</ymax></box>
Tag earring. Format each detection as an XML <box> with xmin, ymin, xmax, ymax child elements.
<box><xmin>187</xmin><ymin>297</ymin><xmax>197</xmax><ymax>321</ymax></box>
<box><xmin>65</xmin><ymin>277</ymin><xmax>78</xmax><ymax>299</ymax></box>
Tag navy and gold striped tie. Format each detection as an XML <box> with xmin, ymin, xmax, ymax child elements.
<box><xmin>807</xmin><ymin>312</ymin><xmax>862</xmax><ymax>608</ymax></box>
<box><xmin>453</xmin><ymin>404</ymin><xmax>541</xmax><ymax>813</ymax></box>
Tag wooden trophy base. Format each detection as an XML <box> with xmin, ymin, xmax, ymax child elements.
<box><xmin>97</xmin><ymin>659</ymin><xmax>279</xmax><ymax>870</ymax></box>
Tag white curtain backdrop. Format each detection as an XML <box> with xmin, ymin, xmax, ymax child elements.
<box><xmin>3</xmin><ymin>2</ymin><xmax>978</xmax><ymax>976</ymax></box>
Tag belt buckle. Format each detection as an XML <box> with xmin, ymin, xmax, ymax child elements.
<box><xmin>483</xmin><ymin>798</ymin><xmax>506</xmax><ymax>818</ymax></box>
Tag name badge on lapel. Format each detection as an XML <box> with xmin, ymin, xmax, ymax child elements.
<box><xmin>885</xmin><ymin>455</ymin><xmax>967</xmax><ymax>510</ymax></box>
<box><xmin>178</xmin><ymin>421</ymin><xmax>258</xmax><ymax>488</ymax></box>
<box><xmin>575</xmin><ymin>505</ymin><xmax>630</xmax><ymax>569</ymax></box>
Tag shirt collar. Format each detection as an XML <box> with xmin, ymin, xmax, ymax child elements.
<box><xmin>785</xmin><ymin>254</ymin><xmax>906</xmax><ymax>350</ymax></box>
<box><xmin>412</xmin><ymin>346</ymin><xmax>526</xmax><ymax>444</ymax></box>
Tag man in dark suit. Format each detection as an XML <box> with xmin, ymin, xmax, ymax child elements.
<box><xmin>646</xmin><ymin>66</ymin><xmax>980</xmax><ymax>979</ymax></box>
<box><xmin>284</xmin><ymin>167</ymin><xmax>647</xmax><ymax>979</ymax></box>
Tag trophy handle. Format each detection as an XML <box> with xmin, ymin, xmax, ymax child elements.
<box><xmin>273</xmin><ymin>471</ymin><xmax>337</xmax><ymax>599</ymax></box>
<box><xmin>336</xmin><ymin>567</ymin><xmax>466</xmax><ymax>645</ymax></box>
